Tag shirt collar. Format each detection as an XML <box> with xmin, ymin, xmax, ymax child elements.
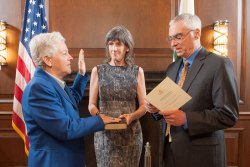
<box><xmin>45</xmin><ymin>71</ymin><xmax>66</xmax><ymax>89</ymax></box>
<box><xmin>183</xmin><ymin>46</ymin><xmax>202</xmax><ymax>66</ymax></box>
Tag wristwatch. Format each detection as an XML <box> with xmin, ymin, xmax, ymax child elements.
<box><xmin>96</xmin><ymin>111</ymin><xmax>103</xmax><ymax>116</ymax></box>
<box><xmin>96</xmin><ymin>111</ymin><xmax>100</xmax><ymax>116</ymax></box>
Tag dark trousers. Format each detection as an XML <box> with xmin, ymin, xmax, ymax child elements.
<box><xmin>163</xmin><ymin>136</ymin><xmax>175</xmax><ymax>167</ymax></box>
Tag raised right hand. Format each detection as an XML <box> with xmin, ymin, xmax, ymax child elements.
<box><xmin>78</xmin><ymin>49</ymin><xmax>86</xmax><ymax>75</ymax></box>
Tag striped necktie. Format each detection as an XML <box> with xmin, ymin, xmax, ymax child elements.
<box><xmin>178</xmin><ymin>61</ymin><xmax>189</xmax><ymax>88</ymax></box>
<box><xmin>166</xmin><ymin>61</ymin><xmax>189</xmax><ymax>142</ymax></box>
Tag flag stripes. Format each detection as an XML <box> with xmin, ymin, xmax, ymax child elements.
<box><xmin>12</xmin><ymin>0</ymin><xmax>48</xmax><ymax>155</ymax></box>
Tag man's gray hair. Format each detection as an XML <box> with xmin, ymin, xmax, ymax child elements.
<box><xmin>29</xmin><ymin>32</ymin><xmax>65</xmax><ymax>69</ymax></box>
<box><xmin>169</xmin><ymin>13</ymin><xmax>201</xmax><ymax>30</ymax></box>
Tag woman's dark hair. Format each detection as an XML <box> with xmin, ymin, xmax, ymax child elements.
<box><xmin>104</xmin><ymin>25</ymin><xmax>134</xmax><ymax>66</ymax></box>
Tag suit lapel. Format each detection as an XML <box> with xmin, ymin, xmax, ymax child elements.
<box><xmin>182</xmin><ymin>48</ymin><xmax>207</xmax><ymax>91</ymax></box>
<box><xmin>64</xmin><ymin>85</ymin><xmax>78</xmax><ymax>108</ymax></box>
<box><xmin>55</xmin><ymin>82</ymin><xmax>75</xmax><ymax>106</ymax></box>
<box><xmin>167</xmin><ymin>59</ymin><xmax>182</xmax><ymax>82</ymax></box>
<box><xmin>35</xmin><ymin>67</ymin><xmax>78</xmax><ymax>108</ymax></box>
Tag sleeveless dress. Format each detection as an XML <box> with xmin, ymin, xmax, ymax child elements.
<box><xmin>94</xmin><ymin>63</ymin><xmax>143</xmax><ymax>167</ymax></box>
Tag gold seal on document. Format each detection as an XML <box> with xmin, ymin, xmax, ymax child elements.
<box><xmin>158</xmin><ymin>89</ymin><xmax>164</xmax><ymax>95</ymax></box>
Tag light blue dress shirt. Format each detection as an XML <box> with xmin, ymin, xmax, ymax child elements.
<box><xmin>177</xmin><ymin>47</ymin><xmax>202</xmax><ymax>129</ymax></box>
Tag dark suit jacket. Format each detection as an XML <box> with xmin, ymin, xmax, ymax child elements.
<box><xmin>22</xmin><ymin>67</ymin><xmax>104</xmax><ymax>167</ymax></box>
<box><xmin>155</xmin><ymin>48</ymin><xmax>239</xmax><ymax>167</ymax></box>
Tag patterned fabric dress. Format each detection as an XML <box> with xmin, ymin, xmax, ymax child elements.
<box><xmin>94</xmin><ymin>63</ymin><xmax>143</xmax><ymax>167</ymax></box>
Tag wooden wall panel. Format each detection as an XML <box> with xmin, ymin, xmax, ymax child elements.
<box><xmin>196</xmin><ymin>0</ymin><xmax>240</xmax><ymax>68</ymax></box>
<box><xmin>0</xmin><ymin>112</ymin><xmax>27</xmax><ymax>167</ymax></box>
<box><xmin>233</xmin><ymin>114</ymin><xmax>250</xmax><ymax>167</ymax></box>
<box><xmin>49</xmin><ymin>0</ymin><xmax>173</xmax><ymax>73</ymax></box>
<box><xmin>1</xmin><ymin>0</ymin><xmax>250</xmax><ymax>167</ymax></box>
<box><xmin>225</xmin><ymin>128</ymin><xmax>244</xmax><ymax>167</ymax></box>
<box><xmin>243</xmin><ymin>0</ymin><xmax>250</xmax><ymax>110</ymax></box>
<box><xmin>0</xmin><ymin>0</ymin><xmax>21</xmax><ymax>96</ymax></box>
<box><xmin>49</xmin><ymin>0</ymin><xmax>171</xmax><ymax>49</ymax></box>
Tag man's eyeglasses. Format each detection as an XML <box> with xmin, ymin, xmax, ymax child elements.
<box><xmin>168</xmin><ymin>30</ymin><xmax>194</xmax><ymax>42</ymax></box>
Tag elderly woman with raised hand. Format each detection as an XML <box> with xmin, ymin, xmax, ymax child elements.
<box><xmin>22</xmin><ymin>32</ymin><xmax>120</xmax><ymax>167</ymax></box>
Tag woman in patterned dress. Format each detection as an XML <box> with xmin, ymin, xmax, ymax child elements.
<box><xmin>88</xmin><ymin>26</ymin><xmax>147</xmax><ymax>167</ymax></box>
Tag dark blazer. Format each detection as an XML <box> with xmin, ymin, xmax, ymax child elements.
<box><xmin>155</xmin><ymin>48</ymin><xmax>239</xmax><ymax>167</ymax></box>
<box><xmin>22</xmin><ymin>67</ymin><xmax>104</xmax><ymax>167</ymax></box>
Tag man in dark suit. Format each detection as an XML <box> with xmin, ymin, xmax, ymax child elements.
<box><xmin>146</xmin><ymin>13</ymin><xmax>239</xmax><ymax>167</ymax></box>
<box><xmin>22</xmin><ymin>32</ymin><xmax>120</xmax><ymax>167</ymax></box>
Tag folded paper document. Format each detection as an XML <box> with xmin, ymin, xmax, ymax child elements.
<box><xmin>145</xmin><ymin>77</ymin><xmax>192</xmax><ymax>110</ymax></box>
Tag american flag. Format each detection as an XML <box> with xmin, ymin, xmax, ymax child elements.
<box><xmin>12</xmin><ymin>0</ymin><xmax>48</xmax><ymax>155</ymax></box>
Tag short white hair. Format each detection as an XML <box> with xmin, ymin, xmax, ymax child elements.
<box><xmin>29</xmin><ymin>32</ymin><xmax>65</xmax><ymax>69</ymax></box>
<box><xmin>169</xmin><ymin>13</ymin><xmax>201</xmax><ymax>30</ymax></box>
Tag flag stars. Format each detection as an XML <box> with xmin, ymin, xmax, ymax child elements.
<box><xmin>21</xmin><ymin>0</ymin><xmax>48</xmax><ymax>47</ymax></box>
<box><xmin>29</xmin><ymin>0</ymin><xmax>36</xmax><ymax>5</ymax></box>
<box><xmin>39</xmin><ymin>4</ymin><xmax>44</xmax><ymax>9</ymax></box>
<box><xmin>41</xmin><ymin>25</ymin><xmax>46</xmax><ymax>30</ymax></box>
<box><xmin>36</xmin><ymin>13</ymin><xmax>41</xmax><ymax>17</ymax></box>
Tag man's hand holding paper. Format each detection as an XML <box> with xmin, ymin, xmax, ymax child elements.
<box><xmin>159</xmin><ymin>109</ymin><xmax>186</xmax><ymax>126</ymax></box>
<box><xmin>145</xmin><ymin>77</ymin><xmax>192</xmax><ymax>126</ymax></box>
